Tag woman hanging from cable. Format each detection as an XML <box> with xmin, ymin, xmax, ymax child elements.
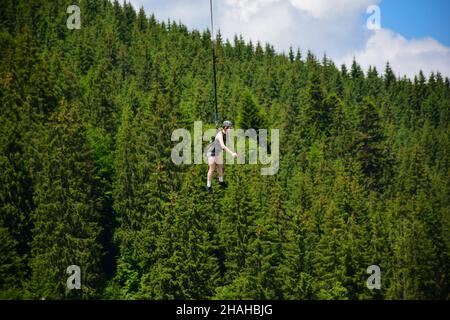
<box><xmin>205</xmin><ymin>120</ymin><xmax>237</xmax><ymax>193</ymax></box>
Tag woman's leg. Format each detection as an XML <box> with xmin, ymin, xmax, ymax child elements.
<box><xmin>217</xmin><ymin>164</ymin><xmax>223</xmax><ymax>181</ymax></box>
<box><xmin>207</xmin><ymin>156</ymin><xmax>215</xmax><ymax>187</ymax></box>
<box><xmin>216</xmin><ymin>152</ymin><xmax>224</xmax><ymax>183</ymax></box>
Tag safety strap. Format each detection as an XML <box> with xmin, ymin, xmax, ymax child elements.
<box><xmin>209</xmin><ymin>0</ymin><xmax>219</xmax><ymax>129</ymax></box>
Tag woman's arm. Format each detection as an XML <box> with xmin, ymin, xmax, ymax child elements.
<box><xmin>217</xmin><ymin>132</ymin><xmax>237</xmax><ymax>156</ymax></box>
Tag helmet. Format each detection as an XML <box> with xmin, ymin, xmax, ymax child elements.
<box><xmin>222</xmin><ymin>120</ymin><xmax>233</xmax><ymax>128</ymax></box>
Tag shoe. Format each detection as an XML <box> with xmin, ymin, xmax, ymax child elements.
<box><xmin>205</xmin><ymin>186</ymin><xmax>213</xmax><ymax>193</ymax></box>
<box><xmin>219</xmin><ymin>181</ymin><xmax>228</xmax><ymax>188</ymax></box>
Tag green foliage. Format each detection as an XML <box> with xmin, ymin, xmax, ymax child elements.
<box><xmin>0</xmin><ymin>0</ymin><xmax>448</xmax><ymax>300</ymax></box>
<box><xmin>238</xmin><ymin>89</ymin><xmax>264</xmax><ymax>130</ymax></box>
<box><xmin>27</xmin><ymin>100</ymin><xmax>103</xmax><ymax>299</ymax></box>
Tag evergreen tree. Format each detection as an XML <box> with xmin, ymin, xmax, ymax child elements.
<box><xmin>350</xmin><ymin>97</ymin><xmax>385</xmax><ymax>188</ymax></box>
<box><xmin>0</xmin><ymin>0</ymin><xmax>448</xmax><ymax>300</ymax></box>
<box><xmin>238</xmin><ymin>89</ymin><xmax>264</xmax><ymax>130</ymax></box>
<box><xmin>28</xmin><ymin>100</ymin><xmax>103</xmax><ymax>299</ymax></box>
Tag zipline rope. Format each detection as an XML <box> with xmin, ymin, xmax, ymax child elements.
<box><xmin>209</xmin><ymin>0</ymin><xmax>219</xmax><ymax>129</ymax></box>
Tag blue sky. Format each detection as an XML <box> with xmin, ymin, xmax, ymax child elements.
<box><xmin>128</xmin><ymin>0</ymin><xmax>450</xmax><ymax>78</ymax></box>
<box><xmin>381</xmin><ymin>0</ymin><xmax>450</xmax><ymax>46</ymax></box>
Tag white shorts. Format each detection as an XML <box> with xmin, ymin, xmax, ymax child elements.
<box><xmin>207</xmin><ymin>152</ymin><xmax>223</xmax><ymax>164</ymax></box>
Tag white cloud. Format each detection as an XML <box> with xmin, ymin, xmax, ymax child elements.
<box><xmin>128</xmin><ymin>0</ymin><xmax>210</xmax><ymax>30</ymax></box>
<box><xmin>124</xmin><ymin>0</ymin><xmax>450</xmax><ymax>78</ymax></box>
<box><xmin>290</xmin><ymin>0</ymin><xmax>374</xmax><ymax>19</ymax></box>
<box><xmin>338</xmin><ymin>28</ymin><xmax>450</xmax><ymax>78</ymax></box>
<box><xmin>223</xmin><ymin>0</ymin><xmax>280</xmax><ymax>22</ymax></box>
<box><xmin>217</xmin><ymin>0</ymin><xmax>373</xmax><ymax>58</ymax></box>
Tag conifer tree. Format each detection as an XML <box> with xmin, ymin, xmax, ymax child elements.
<box><xmin>29</xmin><ymin>100</ymin><xmax>103</xmax><ymax>299</ymax></box>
